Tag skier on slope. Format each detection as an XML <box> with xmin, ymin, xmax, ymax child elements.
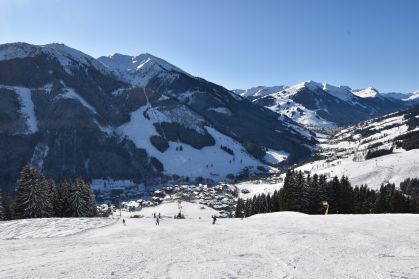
<box><xmin>122</xmin><ymin>218</ymin><xmax>126</xmax><ymax>225</ymax></box>
<box><xmin>212</xmin><ymin>215</ymin><xmax>217</xmax><ymax>224</ymax></box>
<box><xmin>156</xmin><ymin>216</ymin><xmax>160</xmax><ymax>226</ymax></box>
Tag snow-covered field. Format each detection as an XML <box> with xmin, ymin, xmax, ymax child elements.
<box><xmin>0</xmin><ymin>217</ymin><xmax>116</xmax><ymax>240</ymax></box>
<box><xmin>1</xmin><ymin>202</ymin><xmax>418</xmax><ymax>279</ymax></box>
<box><xmin>296</xmin><ymin>149</ymin><xmax>419</xmax><ymax>189</ymax></box>
<box><xmin>236</xmin><ymin>180</ymin><xmax>283</xmax><ymax>199</ymax></box>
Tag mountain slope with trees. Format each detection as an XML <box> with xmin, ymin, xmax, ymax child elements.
<box><xmin>0</xmin><ymin>42</ymin><xmax>316</xmax><ymax>192</ymax></box>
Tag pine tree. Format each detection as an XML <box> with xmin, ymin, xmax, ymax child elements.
<box><xmin>259</xmin><ymin>193</ymin><xmax>268</xmax><ymax>213</ymax></box>
<box><xmin>338</xmin><ymin>176</ymin><xmax>354</xmax><ymax>214</ymax></box>
<box><xmin>270</xmin><ymin>190</ymin><xmax>280</xmax><ymax>212</ymax></box>
<box><xmin>318</xmin><ymin>174</ymin><xmax>328</xmax><ymax>203</ymax></box>
<box><xmin>1</xmin><ymin>192</ymin><xmax>14</xmax><ymax>220</ymax></box>
<box><xmin>306</xmin><ymin>174</ymin><xmax>321</xmax><ymax>214</ymax></box>
<box><xmin>374</xmin><ymin>185</ymin><xmax>389</xmax><ymax>213</ymax></box>
<box><xmin>280</xmin><ymin>169</ymin><xmax>294</xmax><ymax>211</ymax></box>
<box><xmin>244</xmin><ymin>199</ymin><xmax>252</xmax><ymax>217</ymax></box>
<box><xmin>82</xmin><ymin>180</ymin><xmax>97</xmax><ymax>217</ymax></box>
<box><xmin>45</xmin><ymin>179</ymin><xmax>59</xmax><ymax>217</ymax></box>
<box><xmin>251</xmin><ymin>195</ymin><xmax>258</xmax><ymax>215</ymax></box>
<box><xmin>413</xmin><ymin>197</ymin><xmax>419</xmax><ymax>213</ymax></box>
<box><xmin>14</xmin><ymin>165</ymin><xmax>54</xmax><ymax>219</ymax></box>
<box><xmin>235</xmin><ymin>198</ymin><xmax>244</xmax><ymax>218</ymax></box>
<box><xmin>280</xmin><ymin>170</ymin><xmax>309</xmax><ymax>213</ymax></box>
<box><xmin>54</xmin><ymin>182</ymin><xmax>66</xmax><ymax>217</ymax></box>
<box><xmin>293</xmin><ymin>171</ymin><xmax>308</xmax><ymax>212</ymax></box>
<box><xmin>325</xmin><ymin>176</ymin><xmax>340</xmax><ymax>214</ymax></box>
<box><xmin>65</xmin><ymin>178</ymin><xmax>88</xmax><ymax>217</ymax></box>
<box><xmin>0</xmin><ymin>192</ymin><xmax>5</xmax><ymax>221</ymax></box>
<box><xmin>63</xmin><ymin>177</ymin><xmax>96</xmax><ymax>217</ymax></box>
<box><xmin>266</xmin><ymin>193</ymin><xmax>271</xmax><ymax>213</ymax></box>
<box><xmin>390</xmin><ymin>190</ymin><xmax>404</xmax><ymax>213</ymax></box>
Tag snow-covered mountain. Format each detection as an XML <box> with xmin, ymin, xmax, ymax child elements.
<box><xmin>0</xmin><ymin>42</ymin><xmax>108</xmax><ymax>74</ymax></box>
<box><xmin>296</xmin><ymin>104</ymin><xmax>419</xmax><ymax>188</ymax></box>
<box><xmin>352</xmin><ymin>86</ymin><xmax>380</xmax><ymax>98</ymax></box>
<box><xmin>235</xmin><ymin>81</ymin><xmax>409</xmax><ymax>128</ymax></box>
<box><xmin>383</xmin><ymin>92</ymin><xmax>412</xmax><ymax>100</ymax></box>
<box><xmin>97</xmin><ymin>53</ymin><xmax>189</xmax><ymax>86</ymax></box>
<box><xmin>0</xmin><ymin>42</ymin><xmax>316</xmax><ymax>192</ymax></box>
<box><xmin>384</xmin><ymin>91</ymin><xmax>419</xmax><ymax>104</ymax></box>
<box><xmin>232</xmin><ymin>85</ymin><xmax>288</xmax><ymax>99</ymax></box>
<box><xmin>403</xmin><ymin>91</ymin><xmax>419</xmax><ymax>103</ymax></box>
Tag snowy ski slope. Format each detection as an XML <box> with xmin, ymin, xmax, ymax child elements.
<box><xmin>296</xmin><ymin>149</ymin><xmax>419</xmax><ymax>189</ymax></box>
<box><xmin>1</xmin><ymin>202</ymin><xmax>418</xmax><ymax>279</ymax></box>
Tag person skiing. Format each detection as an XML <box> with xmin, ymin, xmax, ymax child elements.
<box><xmin>212</xmin><ymin>215</ymin><xmax>217</xmax><ymax>224</ymax></box>
<box><xmin>122</xmin><ymin>218</ymin><xmax>126</xmax><ymax>225</ymax></box>
<box><xmin>158</xmin><ymin>212</ymin><xmax>161</xmax><ymax>218</ymax></box>
<box><xmin>156</xmin><ymin>216</ymin><xmax>160</xmax><ymax>226</ymax></box>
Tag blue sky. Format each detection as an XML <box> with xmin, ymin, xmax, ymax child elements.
<box><xmin>0</xmin><ymin>0</ymin><xmax>418</xmax><ymax>93</ymax></box>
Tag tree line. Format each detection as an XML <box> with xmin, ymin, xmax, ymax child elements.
<box><xmin>0</xmin><ymin>165</ymin><xmax>97</xmax><ymax>221</ymax></box>
<box><xmin>235</xmin><ymin>170</ymin><xmax>419</xmax><ymax>218</ymax></box>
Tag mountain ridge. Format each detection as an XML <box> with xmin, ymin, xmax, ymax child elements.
<box><xmin>0</xmin><ymin>42</ymin><xmax>315</xmax><ymax>192</ymax></box>
<box><xmin>234</xmin><ymin>81</ymin><xmax>411</xmax><ymax>127</ymax></box>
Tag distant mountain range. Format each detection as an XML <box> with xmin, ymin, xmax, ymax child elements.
<box><xmin>0</xmin><ymin>42</ymin><xmax>315</xmax><ymax>192</ymax></box>
<box><xmin>295</xmin><ymin>104</ymin><xmax>419</xmax><ymax>188</ymax></box>
<box><xmin>234</xmin><ymin>82</ymin><xmax>416</xmax><ymax>127</ymax></box>
<box><xmin>1</xmin><ymin>42</ymin><xmax>417</xmax><ymax>193</ymax></box>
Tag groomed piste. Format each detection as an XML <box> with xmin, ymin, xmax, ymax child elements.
<box><xmin>1</xmin><ymin>201</ymin><xmax>418</xmax><ymax>279</ymax></box>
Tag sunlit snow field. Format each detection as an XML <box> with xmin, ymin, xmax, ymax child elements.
<box><xmin>1</xmin><ymin>202</ymin><xmax>418</xmax><ymax>279</ymax></box>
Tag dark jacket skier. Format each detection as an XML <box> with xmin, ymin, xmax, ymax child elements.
<box><xmin>212</xmin><ymin>215</ymin><xmax>217</xmax><ymax>224</ymax></box>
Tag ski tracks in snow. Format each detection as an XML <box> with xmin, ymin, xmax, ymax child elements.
<box><xmin>1</xmin><ymin>208</ymin><xmax>419</xmax><ymax>278</ymax></box>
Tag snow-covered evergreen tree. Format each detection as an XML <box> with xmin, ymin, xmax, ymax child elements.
<box><xmin>65</xmin><ymin>178</ymin><xmax>88</xmax><ymax>217</ymax></box>
<box><xmin>58</xmin><ymin>181</ymin><xmax>71</xmax><ymax>217</ymax></box>
<box><xmin>46</xmin><ymin>179</ymin><xmax>61</xmax><ymax>217</ymax></box>
<box><xmin>63</xmin><ymin>177</ymin><xmax>96</xmax><ymax>217</ymax></box>
<box><xmin>82</xmin><ymin>180</ymin><xmax>97</xmax><ymax>217</ymax></box>
<box><xmin>14</xmin><ymin>165</ymin><xmax>54</xmax><ymax>219</ymax></box>
<box><xmin>2</xmin><ymin>192</ymin><xmax>14</xmax><ymax>220</ymax></box>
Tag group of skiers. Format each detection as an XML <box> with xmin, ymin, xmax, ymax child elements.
<box><xmin>122</xmin><ymin>212</ymin><xmax>218</xmax><ymax>225</ymax></box>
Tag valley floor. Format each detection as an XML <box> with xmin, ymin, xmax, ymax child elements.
<box><xmin>1</xmin><ymin>202</ymin><xmax>419</xmax><ymax>279</ymax></box>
